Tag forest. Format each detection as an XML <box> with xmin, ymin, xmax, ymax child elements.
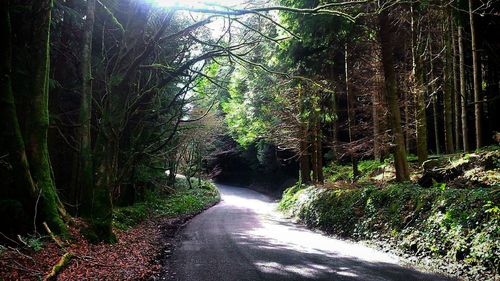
<box><xmin>0</xmin><ymin>0</ymin><xmax>499</xmax><ymax>280</ymax></box>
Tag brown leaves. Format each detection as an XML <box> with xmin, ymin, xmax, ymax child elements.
<box><xmin>1</xmin><ymin>218</ymin><xmax>169</xmax><ymax>280</ymax></box>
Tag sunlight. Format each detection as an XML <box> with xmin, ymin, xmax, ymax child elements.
<box><xmin>151</xmin><ymin>0</ymin><xmax>245</xmax><ymax>9</ymax></box>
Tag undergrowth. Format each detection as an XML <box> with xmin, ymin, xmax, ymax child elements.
<box><xmin>323</xmin><ymin>159</ymin><xmax>387</xmax><ymax>182</ymax></box>
<box><xmin>279</xmin><ymin>182</ymin><xmax>499</xmax><ymax>280</ymax></box>
<box><xmin>113</xmin><ymin>178</ymin><xmax>220</xmax><ymax>230</ymax></box>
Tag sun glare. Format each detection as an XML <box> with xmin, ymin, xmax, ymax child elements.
<box><xmin>151</xmin><ymin>0</ymin><xmax>245</xmax><ymax>9</ymax></box>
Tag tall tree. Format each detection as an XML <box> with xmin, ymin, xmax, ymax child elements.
<box><xmin>77</xmin><ymin>0</ymin><xmax>96</xmax><ymax>216</ymax></box>
<box><xmin>458</xmin><ymin>26</ymin><xmax>470</xmax><ymax>151</ymax></box>
<box><xmin>443</xmin><ymin>9</ymin><xmax>455</xmax><ymax>153</ymax></box>
<box><xmin>411</xmin><ymin>3</ymin><xmax>428</xmax><ymax>164</ymax></box>
<box><xmin>378</xmin><ymin>6</ymin><xmax>410</xmax><ymax>181</ymax></box>
<box><xmin>345</xmin><ymin>43</ymin><xmax>360</xmax><ymax>177</ymax></box>
<box><xmin>428</xmin><ymin>37</ymin><xmax>441</xmax><ymax>155</ymax></box>
<box><xmin>452</xmin><ymin>21</ymin><xmax>462</xmax><ymax>151</ymax></box>
<box><xmin>469</xmin><ymin>0</ymin><xmax>482</xmax><ymax>148</ymax></box>
<box><xmin>1</xmin><ymin>0</ymin><xmax>68</xmax><ymax>234</ymax></box>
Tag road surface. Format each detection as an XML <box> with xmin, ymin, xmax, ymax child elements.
<box><xmin>168</xmin><ymin>184</ymin><xmax>454</xmax><ymax>281</ymax></box>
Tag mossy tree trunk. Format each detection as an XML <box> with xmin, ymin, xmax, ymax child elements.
<box><xmin>373</xmin><ymin>66</ymin><xmax>385</xmax><ymax>162</ymax></box>
<box><xmin>1</xmin><ymin>0</ymin><xmax>67</xmax><ymax>234</ymax></box>
<box><xmin>85</xmin><ymin>6</ymin><xmax>174</xmax><ymax>242</ymax></box>
<box><xmin>25</xmin><ymin>0</ymin><xmax>67</xmax><ymax>234</ymax></box>
<box><xmin>0</xmin><ymin>0</ymin><xmax>37</xmax><ymax>214</ymax></box>
<box><xmin>90</xmin><ymin>128</ymin><xmax>118</xmax><ymax>242</ymax></box>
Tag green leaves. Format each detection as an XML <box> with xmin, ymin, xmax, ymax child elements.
<box><xmin>433</xmin><ymin>179</ymin><xmax>447</xmax><ymax>191</ymax></box>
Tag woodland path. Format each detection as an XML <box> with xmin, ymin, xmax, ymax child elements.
<box><xmin>165</xmin><ymin>184</ymin><xmax>455</xmax><ymax>281</ymax></box>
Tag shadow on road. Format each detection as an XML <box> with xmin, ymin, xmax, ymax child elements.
<box><xmin>164</xmin><ymin>184</ymin><xmax>456</xmax><ymax>281</ymax></box>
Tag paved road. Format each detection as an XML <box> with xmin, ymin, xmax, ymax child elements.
<box><xmin>169</xmin><ymin>184</ymin><xmax>454</xmax><ymax>281</ymax></box>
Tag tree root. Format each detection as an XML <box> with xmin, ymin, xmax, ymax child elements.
<box><xmin>42</xmin><ymin>222</ymin><xmax>64</xmax><ymax>248</ymax></box>
<box><xmin>43</xmin><ymin>252</ymin><xmax>72</xmax><ymax>281</ymax></box>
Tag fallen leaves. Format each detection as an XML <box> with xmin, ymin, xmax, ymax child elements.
<box><xmin>0</xmin><ymin>217</ymin><xmax>172</xmax><ymax>280</ymax></box>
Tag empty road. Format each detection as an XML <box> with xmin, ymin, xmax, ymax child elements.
<box><xmin>167</xmin><ymin>184</ymin><xmax>454</xmax><ymax>281</ymax></box>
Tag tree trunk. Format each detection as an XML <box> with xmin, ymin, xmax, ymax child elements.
<box><xmin>429</xmin><ymin>40</ymin><xmax>441</xmax><ymax>155</ymax></box>
<box><xmin>432</xmin><ymin>96</ymin><xmax>440</xmax><ymax>154</ymax></box>
<box><xmin>299</xmin><ymin>125</ymin><xmax>311</xmax><ymax>183</ymax></box>
<box><xmin>452</xmin><ymin>21</ymin><xmax>462</xmax><ymax>151</ymax></box>
<box><xmin>78</xmin><ymin>0</ymin><xmax>96</xmax><ymax>215</ymax></box>
<box><xmin>411</xmin><ymin>3</ymin><xmax>428</xmax><ymax>164</ymax></box>
<box><xmin>443</xmin><ymin>12</ymin><xmax>455</xmax><ymax>154</ymax></box>
<box><xmin>469</xmin><ymin>0</ymin><xmax>482</xmax><ymax>148</ymax></box>
<box><xmin>345</xmin><ymin>43</ymin><xmax>359</xmax><ymax>178</ymax></box>
<box><xmin>311</xmin><ymin>120</ymin><xmax>318</xmax><ymax>183</ymax></box>
<box><xmin>373</xmin><ymin>84</ymin><xmax>382</xmax><ymax>162</ymax></box>
<box><xmin>378</xmin><ymin>8</ymin><xmax>410</xmax><ymax>181</ymax></box>
<box><xmin>316</xmin><ymin>133</ymin><xmax>324</xmax><ymax>184</ymax></box>
<box><xmin>404</xmin><ymin>90</ymin><xmax>411</xmax><ymax>152</ymax></box>
<box><xmin>19</xmin><ymin>0</ymin><xmax>67</xmax><ymax>234</ymax></box>
<box><xmin>458</xmin><ymin>27</ymin><xmax>470</xmax><ymax>151</ymax></box>
<box><xmin>91</xmin><ymin>134</ymin><xmax>117</xmax><ymax>242</ymax></box>
<box><xmin>310</xmin><ymin>115</ymin><xmax>323</xmax><ymax>184</ymax></box>
<box><xmin>0</xmin><ymin>1</ymin><xmax>37</xmax><ymax>215</ymax></box>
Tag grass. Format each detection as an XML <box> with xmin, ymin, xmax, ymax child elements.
<box><xmin>113</xmin><ymin>178</ymin><xmax>220</xmax><ymax>230</ymax></box>
<box><xmin>279</xmin><ymin>183</ymin><xmax>499</xmax><ymax>280</ymax></box>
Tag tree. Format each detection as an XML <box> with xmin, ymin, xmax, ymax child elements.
<box><xmin>469</xmin><ymin>0</ymin><xmax>482</xmax><ymax>148</ymax></box>
<box><xmin>443</xmin><ymin>8</ymin><xmax>455</xmax><ymax>154</ymax></box>
<box><xmin>411</xmin><ymin>2</ymin><xmax>428</xmax><ymax>164</ymax></box>
<box><xmin>377</xmin><ymin>5</ymin><xmax>410</xmax><ymax>181</ymax></box>
<box><xmin>1</xmin><ymin>0</ymin><xmax>67</xmax><ymax>234</ymax></box>
<box><xmin>78</xmin><ymin>0</ymin><xmax>96</xmax><ymax>218</ymax></box>
<box><xmin>458</xmin><ymin>26</ymin><xmax>470</xmax><ymax>151</ymax></box>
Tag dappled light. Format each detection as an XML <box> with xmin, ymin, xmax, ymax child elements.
<box><xmin>171</xmin><ymin>185</ymin><xmax>455</xmax><ymax>281</ymax></box>
<box><xmin>150</xmin><ymin>0</ymin><xmax>245</xmax><ymax>8</ymax></box>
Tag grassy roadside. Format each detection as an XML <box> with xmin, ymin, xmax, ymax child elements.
<box><xmin>113</xmin><ymin>178</ymin><xmax>220</xmax><ymax>230</ymax></box>
<box><xmin>279</xmin><ymin>148</ymin><xmax>499</xmax><ymax>281</ymax></box>
<box><xmin>279</xmin><ymin>184</ymin><xmax>498</xmax><ymax>279</ymax></box>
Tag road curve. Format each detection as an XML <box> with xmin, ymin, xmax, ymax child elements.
<box><xmin>167</xmin><ymin>184</ymin><xmax>454</xmax><ymax>281</ymax></box>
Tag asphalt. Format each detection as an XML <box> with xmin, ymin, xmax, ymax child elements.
<box><xmin>168</xmin><ymin>184</ymin><xmax>455</xmax><ymax>281</ymax></box>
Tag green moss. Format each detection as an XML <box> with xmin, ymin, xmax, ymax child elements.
<box><xmin>88</xmin><ymin>185</ymin><xmax>114</xmax><ymax>243</ymax></box>
<box><xmin>279</xmin><ymin>182</ymin><xmax>500</xmax><ymax>278</ymax></box>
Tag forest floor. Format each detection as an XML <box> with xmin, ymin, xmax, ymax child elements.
<box><xmin>0</xmin><ymin>178</ymin><xmax>219</xmax><ymax>280</ymax></box>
